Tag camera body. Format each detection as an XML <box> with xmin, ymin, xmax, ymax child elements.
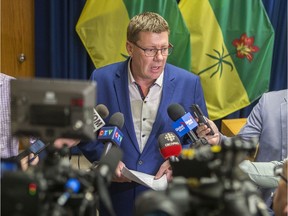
<box><xmin>2</xmin><ymin>169</ymin><xmax>47</xmax><ymax>216</ymax></box>
<box><xmin>10</xmin><ymin>78</ymin><xmax>96</xmax><ymax>142</ymax></box>
<box><xmin>1</xmin><ymin>149</ymin><xmax>96</xmax><ymax>216</ymax></box>
<box><xmin>135</xmin><ymin>137</ymin><xmax>268</xmax><ymax>216</ymax></box>
<box><xmin>1</xmin><ymin>146</ymin><xmax>123</xmax><ymax>216</ymax></box>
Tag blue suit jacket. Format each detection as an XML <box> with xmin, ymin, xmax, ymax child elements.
<box><xmin>78</xmin><ymin>59</ymin><xmax>207</xmax><ymax>216</ymax></box>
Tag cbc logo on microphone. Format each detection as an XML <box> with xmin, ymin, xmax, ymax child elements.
<box><xmin>164</xmin><ymin>133</ymin><xmax>176</xmax><ymax>142</ymax></box>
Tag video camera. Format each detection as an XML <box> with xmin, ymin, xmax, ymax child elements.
<box><xmin>2</xmin><ymin>145</ymin><xmax>123</xmax><ymax>216</ymax></box>
<box><xmin>135</xmin><ymin>136</ymin><xmax>270</xmax><ymax>216</ymax></box>
<box><xmin>1</xmin><ymin>78</ymin><xmax>122</xmax><ymax>216</ymax></box>
<box><xmin>10</xmin><ymin>78</ymin><xmax>96</xmax><ymax>141</ymax></box>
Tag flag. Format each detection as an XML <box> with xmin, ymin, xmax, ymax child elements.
<box><xmin>179</xmin><ymin>0</ymin><xmax>274</xmax><ymax>120</ymax></box>
<box><xmin>76</xmin><ymin>0</ymin><xmax>191</xmax><ymax>71</ymax></box>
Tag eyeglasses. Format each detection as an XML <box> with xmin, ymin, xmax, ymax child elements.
<box><xmin>132</xmin><ymin>42</ymin><xmax>173</xmax><ymax>57</ymax></box>
<box><xmin>274</xmin><ymin>164</ymin><xmax>288</xmax><ymax>184</ymax></box>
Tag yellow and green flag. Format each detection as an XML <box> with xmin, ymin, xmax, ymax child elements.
<box><xmin>76</xmin><ymin>0</ymin><xmax>191</xmax><ymax>70</ymax></box>
<box><xmin>179</xmin><ymin>0</ymin><xmax>274</xmax><ymax>120</ymax></box>
<box><xmin>76</xmin><ymin>0</ymin><xmax>274</xmax><ymax>120</ymax></box>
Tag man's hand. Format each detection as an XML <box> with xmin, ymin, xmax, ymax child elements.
<box><xmin>53</xmin><ymin>138</ymin><xmax>81</xmax><ymax>149</ymax></box>
<box><xmin>112</xmin><ymin>161</ymin><xmax>131</xmax><ymax>183</ymax></box>
<box><xmin>20</xmin><ymin>153</ymin><xmax>39</xmax><ymax>171</ymax></box>
<box><xmin>155</xmin><ymin>160</ymin><xmax>173</xmax><ymax>182</ymax></box>
<box><xmin>196</xmin><ymin>118</ymin><xmax>221</xmax><ymax>145</ymax></box>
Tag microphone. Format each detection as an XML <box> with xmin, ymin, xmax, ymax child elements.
<box><xmin>52</xmin><ymin>178</ymin><xmax>81</xmax><ymax>216</ymax></box>
<box><xmin>167</xmin><ymin>103</ymin><xmax>199</xmax><ymax>144</ymax></box>
<box><xmin>57</xmin><ymin>178</ymin><xmax>81</xmax><ymax>206</ymax></box>
<box><xmin>98</xmin><ymin>112</ymin><xmax>124</xmax><ymax>155</ymax></box>
<box><xmin>93</xmin><ymin>104</ymin><xmax>109</xmax><ymax>133</ymax></box>
<box><xmin>96</xmin><ymin>147</ymin><xmax>123</xmax><ymax>185</ymax></box>
<box><xmin>94</xmin><ymin>147</ymin><xmax>123</xmax><ymax>216</ymax></box>
<box><xmin>158</xmin><ymin>132</ymin><xmax>182</xmax><ymax>162</ymax></box>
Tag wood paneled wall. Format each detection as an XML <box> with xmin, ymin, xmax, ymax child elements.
<box><xmin>1</xmin><ymin>0</ymin><xmax>35</xmax><ymax>78</ymax></box>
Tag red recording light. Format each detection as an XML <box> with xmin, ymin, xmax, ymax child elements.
<box><xmin>71</xmin><ymin>98</ymin><xmax>84</xmax><ymax>107</ymax></box>
<box><xmin>28</xmin><ymin>183</ymin><xmax>37</xmax><ymax>196</ymax></box>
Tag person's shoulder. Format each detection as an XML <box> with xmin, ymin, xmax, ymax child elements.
<box><xmin>100</xmin><ymin>61</ymin><xmax>125</xmax><ymax>70</ymax></box>
<box><xmin>165</xmin><ymin>63</ymin><xmax>199</xmax><ymax>79</ymax></box>
<box><xmin>0</xmin><ymin>73</ymin><xmax>16</xmax><ymax>81</ymax></box>
<box><xmin>91</xmin><ymin>61</ymin><xmax>127</xmax><ymax>76</ymax></box>
<box><xmin>262</xmin><ymin>89</ymin><xmax>288</xmax><ymax>100</ymax></box>
<box><xmin>256</xmin><ymin>89</ymin><xmax>288</xmax><ymax>109</ymax></box>
<box><xmin>165</xmin><ymin>63</ymin><xmax>189</xmax><ymax>73</ymax></box>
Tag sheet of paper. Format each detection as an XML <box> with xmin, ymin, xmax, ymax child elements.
<box><xmin>121</xmin><ymin>167</ymin><xmax>168</xmax><ymax>191</ymax></box>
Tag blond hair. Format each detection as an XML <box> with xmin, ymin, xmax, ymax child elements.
<box><xmin>127</xmin><ymin>12</ymin><xmax>170</xmax><ymax>43</ymax></box>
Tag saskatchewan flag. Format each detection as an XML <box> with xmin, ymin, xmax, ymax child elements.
<box><xmin>179</xmin><ymin>0</ymin><xmax>274</xmax><ymax>120</ymax></box>
<box><xmin>76</xmin><ymin>0</ymin><xmax>191</xmax><ymax>71</ymax></box>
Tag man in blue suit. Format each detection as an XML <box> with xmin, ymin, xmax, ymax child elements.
<box><xmin>77</xmin><ymin>12</ymin><xmax>208</xmax><ymax>216</ymax></box>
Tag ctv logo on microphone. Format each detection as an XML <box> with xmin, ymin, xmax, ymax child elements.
<box><xmin>98</xmin><ymin>126</ymin><xmax>124</xmax><ymax>146</ymax></box>
<box><xmin>172</xmin><ymin>112</ymin><xmax>198</xmax><ymax>137</ymax></box>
